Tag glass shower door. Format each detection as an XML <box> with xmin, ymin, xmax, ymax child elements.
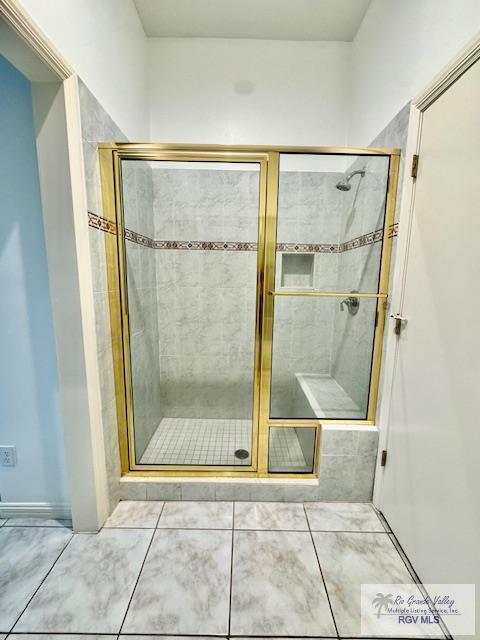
<box><xmin>120</xmin><ymin>158</ymin><xmax>263</xmax><ymax>468</ymax></box>
<box><xmin>269</xmin><ymin>153</ymin><xmax>391</xmax><ymax>423</ymax></box>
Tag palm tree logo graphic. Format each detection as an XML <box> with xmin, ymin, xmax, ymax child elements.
<box><xmin>372</xmin><ymin>593</ymin><xmax>394</xmax><ymax>618</ymax></box>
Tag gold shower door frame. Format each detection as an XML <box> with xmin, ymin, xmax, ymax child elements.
<box><xmin>99</xmin><ymin>144</ymin><xmax>400</xmax><ymax>478</ymax></box>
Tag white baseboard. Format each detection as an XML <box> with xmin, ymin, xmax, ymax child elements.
<box><xmin>0</xmin><ymin>502</ymin><xmax>71</xmax><ymax>519</ymax></box>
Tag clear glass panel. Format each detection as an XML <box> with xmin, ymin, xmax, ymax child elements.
<box><xmin>276</xmin><ymin>154</ymin><xmax>390</xmax><ymax>294</ymax></box>
<box><xmin>121</xmin><ymin>159</ymin><xmax>260</xmax><ymax>465</ymax></box>
<box><xmin>268</xmin><ymin>427</ymin><xmax>316</xmax><ymax>473</ymax></box>
<box><xmin>270</xmin><ymin>296</ymin><xmax>378</xmax><ymax>420</ymax></box>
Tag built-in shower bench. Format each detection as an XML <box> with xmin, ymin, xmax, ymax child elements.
<box><xmin>294</xmin><ymin>373</ymin><xmax>364</xmax><ymax>419</ymax></box>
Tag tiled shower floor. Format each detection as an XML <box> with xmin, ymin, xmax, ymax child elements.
<box><xmin>0</xmin><ymin>501</ymin><xmax>445</xmax><ymax>638</ymax></box>
<box><xmin>140</xmin><ymin>417</ymin><xmax>309</xmax><ymax>470</ymax></box>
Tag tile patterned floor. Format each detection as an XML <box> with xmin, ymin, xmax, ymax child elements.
<box><xmin>139</xmin><ymin>418</ymin><xmax>309</xmax><ymax>471</ymax></box>
<box><xmin>0</xmin><ymin>501</ymin><xmax>444</xmax><ymax>638</ymax></box>
<box><xmin>140</xmin><ymin>418</ymin><xmax>253</xmax><ymax>466</ymax></box>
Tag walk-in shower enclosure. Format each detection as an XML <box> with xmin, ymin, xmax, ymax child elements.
<box><xmin>99</xmin><ymin>145</ymin><xmax>399</xmax><ymax>478</ymax></box>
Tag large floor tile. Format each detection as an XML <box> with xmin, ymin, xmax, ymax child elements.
<box><xmin>305</xmin><ymin>502</ymin><xmax>384</xmax><ymax>532</ymax></box>
<box><xmin>104</xmin><ymin>501</ymin><xmax>164</xmax><ymax>528</ymax></box>
<box><xmin>234</xmin><ymin>501</ymin><xmax>308</xmax><ymax>530</ymax></box>
<box><xmin>122</xmin><ymin>529</ymin><xmax>231</xmax><ymax>635</ymax></box>
<box><xmin>14</xmin><ymin>529</ymin><xmax>152</xmax><ymax>633</ymax></box>
<box><xmin>313</xmin><ymin>532</ymin><xmax>442</xmax><ymax>637</ymax></box>
<box><xmin>0</xmin><ymin>526</ymin><xmax>72</xmax><ymax>632</ymax></box>
<box><xmin>11</xmin><ymin>636</ymin><xmax>113</xmax><ymax>640</ymax></box>
<box><xmin>5</xmin><ymin>518</ymin><xmax>72</xmax><ymax>529</ymax></box>
<box><xmin>157</xmin><ymin>500</ymin><xmax>233</xmax><ymax>529</ymax></box>
<box><xmin>230</xmin><ymin>530</ymin><xmax>336</xmax><ymax>637</ymax></box>
<box><xmin>120</xmin><ymin>637</ymin><xmax>215</xmax><ymax>640</ymax></box>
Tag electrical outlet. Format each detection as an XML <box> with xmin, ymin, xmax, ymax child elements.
<box><xmin>0</xmin><ymin>446</ymin><xmax>17</xmax><ymax>467</ymax></box>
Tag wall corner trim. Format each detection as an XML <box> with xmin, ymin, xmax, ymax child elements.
<box><xmin>0</xmin><ymin>0</ymin><xmax>73</xmax><ymax>80</ymax></box>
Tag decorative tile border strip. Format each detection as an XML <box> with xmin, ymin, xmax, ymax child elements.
<box><xmin>125</xmin><ymin>228</ymin><xmax>154</xmax><ymax>248</ymax></box>
<box><xmin>339</xmin><ymin>228</ymin><xmax>383</xmax><ymax>252</ymax></box>
<box><xmin>88</xmin><ymin>211</ymin><xmax>116</xmax><ymax>235</ymax></box>
<box><xmin>152</xmin><ymin>239</ymin><xmax>258</xmax><ymax>251</ymax></box>
<box><xmin>277</xmin><ymin>242</ymin><xmax>339</xmax><ymax>253</ymax></box>
<box><xmin>88</xmin><ymin>212</ymin><xmax>399</xmax><ymax>250</ymax></box>
<box><xmin>388</xmin><ymin>222</ymin><xmax>399</xmax><ymax>238</ymax></box>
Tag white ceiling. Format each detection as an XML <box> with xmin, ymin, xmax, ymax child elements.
<box><xmin>134</xmin><ymin>0</ymin><xmax>372</xmax><ymax>41</ymax></box>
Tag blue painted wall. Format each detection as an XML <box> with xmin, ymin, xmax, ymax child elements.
<box><xmin>0</xmin><ymin>55</ymin><xmax>69</xmax><ymax>504</ymax></box>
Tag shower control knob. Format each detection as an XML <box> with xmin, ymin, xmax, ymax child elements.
<box><xmin>340</xmin><ymin>292</ymin><xmax>360</xmax><ymax>316</ymax></box>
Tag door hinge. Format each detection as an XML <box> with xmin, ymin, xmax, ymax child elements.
<box><xmin>411</xmin><ymin>154</ymin><xmax>419</xmax><ymax>179</ymax></box>
<box><xmin>380</xmin><ymin>450</ymin><xmax>387</xmax><ymax>467</ymax></box>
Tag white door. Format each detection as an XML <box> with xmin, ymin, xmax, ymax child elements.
<box><xmin>379</xmin><ymin>56</ymin><xmax>480</xmax><ymax>629</ymax></box>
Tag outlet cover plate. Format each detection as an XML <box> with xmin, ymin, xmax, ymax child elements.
<box><xmin>0</xmin><ymin>446</ymin><xmax>17</xmax><ymax>467</ymax></box>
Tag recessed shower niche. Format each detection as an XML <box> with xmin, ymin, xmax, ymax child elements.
<box><xmin>99</xmin><ymin>144</ymin><xmax>399</xmax><ymax>478</ymax></box>
<box><xmin>280</xmin><ymin>253</ymin><xmax>315</xmax><ymax>289</ymax></box>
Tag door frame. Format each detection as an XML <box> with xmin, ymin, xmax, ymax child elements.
<box><xmin>373</xmin><ymin>32</ymin><xmax>480</xmax><ymax>507</ymax></box>
<box><xmin>100</xmin><ymin>143</ymin><xmax>400</xmax><ymax>478</ymax></box>
<box><xmin>0</xmin><ymin>0</ymin><xmax>111</xmax><ymax>530</ymax></box>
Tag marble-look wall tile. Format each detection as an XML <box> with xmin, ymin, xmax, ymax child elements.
<box><xmin>80</xmin><ymin>79</ymin><xmax>128</xmax><ymax>512</ymax></box>
<box><xmin>270</xmin><ymin>295</ymin><xmax>336</xmax><ymax>418</ymax></box>
<box><xmin>318</xmin><ymin>426</ymin><xmax>379</xmax><ymax>501</ymax></box>
<box><xmin>122</xmin><ymin>160</ymin><xmax>162</xmax><ymax>461</ymax></box>
<box><xmin>330</xmin><ymin>295</ymin><xmax>378</xmax><ymax>412</ymax></box>
<box><xmin>277</xmin><ymin>171</ymin><xmax>345</xmax><ymax>245</ymax></box>
<box><xmin>117</xmin><ymin>423</ymin><xmax>378</xmax><ymax>503</ymax></box>
<box><xmin>369</xmin><ymin>101</ymin><xmax>411</xmax><ymax>415</ymax></box>
<box><xmin>329</xmin><ymin>106</ymin><xmax>409</xmax><ymax>421</ymax></box>
<box><xmin>155</xmin><ymin>233</ymin><xmax>258</xmax><ymax>419</ymax></box>
<box><xmin>180</xmin><ymin>482</ymin><xmax>216</xmax><ymax>500</ymax></box>
<box><xmin>146</xmin><ymin>483</ymin><xmax>182</xmax><ymax>501</ymax></box>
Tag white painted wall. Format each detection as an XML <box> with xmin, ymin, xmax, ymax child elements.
<box><xmin>148</xmin><ymin>38</ymin><xmax>350</xmax><ymax>146</ymax></box>
<box><xmin>349</xmin><ymin>0</ymin><xmax>480</xmax><ymax>145</ymax></box>
<box><xmin>17</xmin><ymin>0</ymin><xmax>149</xmax><ymax>140</ymax></box>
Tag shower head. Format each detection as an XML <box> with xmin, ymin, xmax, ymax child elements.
<box><xmin>336</xmin><ymin>180</ymin><xmax>352</xmax><ymax>192</ymax></box>
<box><xmin>336</xmin><ymin>168</ymin><xmax>366</xmax><ymax>191</ymax></box>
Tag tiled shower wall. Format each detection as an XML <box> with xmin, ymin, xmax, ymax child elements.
<box><xmin>331</xmin><ymin>157</ymin><xmax>389</xmax><ymax>411</ymax></box>
<box><xmin>271</xmin><ymin>172</ymin><xmax>344</xmax><ymax>417</ymax></box>
<box><xmin>80</xmin><ymin>80</ymin><xmax>127</xmax><ymax>511</ymax></box>
<box><xmin>331</xmin><ymin>104</ymin><xmax>411</xmax><ymax>410</ymax></box>
<box><xmin>153</xmin><ymin>168</ymin><xmax>259</xmax><ymax>420</ymax></box>
<box><xmin>122</xmin><ymin>162</ymin><xmax>162</xmax><ymax>458</ymax></box>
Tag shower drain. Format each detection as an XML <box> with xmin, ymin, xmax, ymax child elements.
<box><xmin>234</xmin><ymin>448</ymin><xmax>250</xmax><ymax>460</ymax></box>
